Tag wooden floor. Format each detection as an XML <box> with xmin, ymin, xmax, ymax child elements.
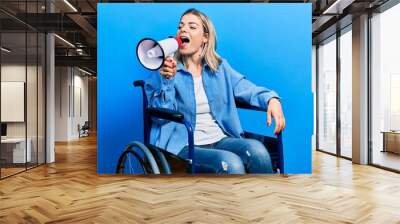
<box><xmin>1</xmin><ymin>135</ymin><xmax>400</xmax><ymax>223</ymax></box>
<box><xmin>0</xmin><ymin>167</ymin><xmax>26</xmax><ymax>178</ymax></box>
<box><xmin>1</xmin><ymin>163</ymin><xmax>45</xmax><ymax>178</ymax></box>
<box><xmin>372</xmin><ymin>150</ymin><xmax>400</xmax><ymax>171</ymax></box>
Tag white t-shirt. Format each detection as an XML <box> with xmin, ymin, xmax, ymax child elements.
<box><xmin>193</xmin><ymin>75</ymin><xmax>226</xmax><ymax>145</ymax></box>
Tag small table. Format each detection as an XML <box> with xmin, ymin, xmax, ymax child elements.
<box><xmin>381</xmin><ymin>131</ymin><xmax>400</xmax><ymax>154</ymax></box>
<box><xmin>1</xmin><ymin>138</ymin><xmax>31</xmax><ymax>163</ymax></box>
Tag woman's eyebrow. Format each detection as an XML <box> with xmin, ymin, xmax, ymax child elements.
<box><xmin>188</xmin><ymin>22</ymin><xmax>199</xmax><ymax>26</ymax></box>
<box><xmin>179</xmin><ymin>21</ymin><xmax>199</xmax><ymax>27</ymax></box>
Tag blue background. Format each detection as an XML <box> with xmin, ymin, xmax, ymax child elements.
<box><xmin>98</xmin><ymin>3</ymin><xmax>312</xmax><ymax>174</ymax></box>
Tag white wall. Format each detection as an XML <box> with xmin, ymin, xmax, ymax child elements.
<box><xmin>1</xmin><ymin>65</ymin><xmax>39</xmax><ymax>137</ymax></box>
<box><xmin>55</xmin><ymin>66</ymin><xmax>69</xmax><ymax>141</ymax></box>
<box><xmin>55</xmin><ymin>67</ymin><xmax>89</xmax><ymax>141</ymax></box>
<box><xmin>72</xmin><ymin>73</ymin><xmax>89</xmax><ymax>138</ymax></box>
<box><xmin>1</xmin><ymin>65</ymin><xmax>25</xmax><ymax>81</ymax></box>
<box><xmin>312</xmin><ymin>45</ymin><xmax>316</xmax><ymax>150</ymax></box>
<box><xmin>1</xmin><ymin>82</ymin><xmax>25</xmax><ymax>122</ymax></box>
<box><xmin>46</xmin><ymin>32</ymin><xmax>55</xmax><ymax>163</ymax></box>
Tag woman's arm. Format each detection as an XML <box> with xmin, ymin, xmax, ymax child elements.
<box><xmin>224</xmin><ymin>60</ymin><xmax>285</xmax><ymax>134</ymax></box>
<box><xmin>144</xmin><ymin>57</ymin><xmax>177</xmax><ymax>110</ymax></box>
<box><xmin>144</xmin><ymin>73</ymin><xmax>177</xmax><ymax>110</ymax></box>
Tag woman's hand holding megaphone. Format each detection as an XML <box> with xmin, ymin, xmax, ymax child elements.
<box><xmin>160</xmin><ymin>57</ymin><xmax>177</xmax><ymax>79</ymax></box>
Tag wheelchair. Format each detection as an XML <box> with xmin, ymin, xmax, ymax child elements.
<box><xmin>115</xmin><ymin>80</ymin><xmax>284</xmax><ymax>174</ymax></box>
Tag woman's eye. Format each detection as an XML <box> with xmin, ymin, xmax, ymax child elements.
<box><xmin>190</xmin><ymin>26</ymin><xmax>196</xmax><ymax>30</ymax></box>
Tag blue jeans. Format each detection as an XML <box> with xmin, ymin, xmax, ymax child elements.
<box><xmin>178</xmin><ymin>137</ymin><xmax>274</xmax><ymax>174</ymax></box>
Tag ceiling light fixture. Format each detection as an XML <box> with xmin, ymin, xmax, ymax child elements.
<box><xmin>322</xmin><ymin>0</ymin><xmax>355</xmax><ymax>15</ymax></box>
<box><xmin>63</xmin><ymin>0</ymin><xmax>78</xmax><ymax>12</ymax></box>
<box><xmin>54</xmin><ymin>34</ymin><xmax>75</xmax><ymax>48</ymax></box>
<box><xmin>1</xmin><ymin>47</ymin><xmax>11</xmax><ymax>53</ymax></box>
<box><xmin>78</xmin><ymin>67</ymin><xmax>93</xmax><ymax>76</ymax></box>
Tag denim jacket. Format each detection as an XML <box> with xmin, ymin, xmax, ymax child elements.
<box><xmin>144</xmin><ymin>59</ymin><xmax>279</xmax><ymax>155</ymax></box>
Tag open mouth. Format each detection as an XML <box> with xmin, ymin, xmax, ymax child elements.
<box><xmin>180</xmin><ymin>36</ymin><xmax>190</xmax><ymax>44</ymax></box>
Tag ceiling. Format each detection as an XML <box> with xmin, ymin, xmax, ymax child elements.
<box><xmin>0</xmin><ymin>0</ymin><xmax>394</xmax><ymax>75</ymax></box>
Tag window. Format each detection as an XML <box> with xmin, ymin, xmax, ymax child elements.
<box><xmin>0</xmin><ymin>1</ymin><xmax>47</xmax><ymax>179</ymax></box>
<box><xmin>339</xmin><ymin>27</ymin><xmax>352</xmax><ymax>158</ymax></box>
<box><xmin>371</xmin><ymin>2</ymin><xmax>400</xmax><ymax>171</ymax></box>
<box><xmin>317</xmin><ymin>35</ymin><xmax>337</xmax><ymax>154</ymax></box>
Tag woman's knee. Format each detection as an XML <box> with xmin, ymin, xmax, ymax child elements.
<box><xmin>216</xmin><ymin>152</ymin><xmax>245</xmax><ymax>174</ymax></box>
<box><xmin>241</xmin><ymin>139</ymin><xmax>274</xmax><ymax>173</ymax></box>
<box><xmin>243</xmin><ymin>139</ymin><xmax>270</xmax><ymax>158</ymax></box>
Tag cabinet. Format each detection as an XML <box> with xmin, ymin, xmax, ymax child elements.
<box><xmin>382</xmin><ymin>131</ymin><xmax>400</xmax><ymax>154</ymax></box>
<box><xmin>1</xmin><ymin>138</ymin><xmax>32</xmax><ymax>164</ymax></box>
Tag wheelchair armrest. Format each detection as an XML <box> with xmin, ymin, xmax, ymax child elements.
<box><xmin>145</xmin><ymin>107</ymin><xmax>195</xmax><ymax>173</ymax></box>
<box><xmin>146</xmin><ymin>107</ymin><xmax>184</xmax><ymax>124</ymax></box>
<box><xmin>236</xmin><ymin>100</ymin><xmax>285</xmax><ymax>173</ymax></box>
<box><xmin>135</xmin><ymin>80</ymin><xmax>184</xmax><ymax>124</ymax></box>
<box><xmin>235</xmin><ymin>100</ymin><xmax>265</xmax><ymax>112</ymax></box>
<box><xmin>133</xmin><ymin>80</ymin><xmax>145</xmax><ymax>88</ymax></box>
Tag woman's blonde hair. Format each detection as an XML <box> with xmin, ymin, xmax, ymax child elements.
<box><xmin>176</xmin><ymin>8</ymin><xmax>222</xmax><ymax>73</ymax></box>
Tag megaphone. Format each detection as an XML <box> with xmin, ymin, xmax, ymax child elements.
<box><xmin>136</xmin><ymin>37</ymin><xmax>182</xmax><ymax>70</ymax></box>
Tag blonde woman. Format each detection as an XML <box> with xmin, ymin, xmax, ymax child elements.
<box><xmin>145</xmin><ymin>8</ymin><xmax>285</xmax><ymax>174</ymax></box>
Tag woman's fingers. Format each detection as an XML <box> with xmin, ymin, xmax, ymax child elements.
<box><xmin>160</xmin><ymin>57</ymin><xmax>177</xmax><ymax>79</ymax></box>
<box><xmin>163</xmin><ymin>59</ymin><xmax>174</xmax><ymax>68</ymax></box>
<box><xmin>161</xmin><ymin>66</ymin><xmax>175</xmax><ymax>74</ymax></box>
<box><xmin>267</xmin><ymin>109</ymin><xmax>272</xmax><ymax>127</ymax></box>
<box><xmin>282</xmin><ymin>116</ymin><xmax>286</xmax><ymax>130</ymax></box>
<box><xmin>267</xmin><ymin>98</ymin><xmax>285</xmax><ymax>135</ymax></box>
<box><xmin>274</xmin><ymin>117</ymin><xmax>281</xmax><ymax>135</ymax></box>
<box><xmin>164</xmin><ymin>57</ymin><xmax>177</xmax><ymax>69</ymax></box>
<box><xmin>274</xmin><ymin>115</ymin><xmax>285</xmax><ymax>135</ymax></box>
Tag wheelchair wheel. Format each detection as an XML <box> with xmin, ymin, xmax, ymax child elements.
<box><xmin>116</xmin><ymin>141</ymin><xmax>160</xmax><ymax>174</ymax></box>
<box><xmin>146</xmin><ymin>144</ymin><xmax>172</xmax><ymax>174</ymax></box>
<box><xmin>116</xmin><ymin>149</ymin><xmax>149</xmax><ymax>174</ymax></box>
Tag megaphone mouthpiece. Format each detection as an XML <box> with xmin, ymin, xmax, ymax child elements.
<box><xmin>136</xmin><ymin>36</ymin><xmax>181</xmax><ymax>70</ymax></box>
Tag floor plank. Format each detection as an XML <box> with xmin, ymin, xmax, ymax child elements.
<box><xmin>1</xmin><ymin>135</ymin><xmax>400</xmax><ymax>223</ymax></box>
